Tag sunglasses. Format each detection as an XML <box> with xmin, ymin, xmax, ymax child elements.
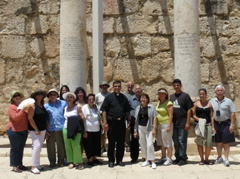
<box><xmin>13</xmin><ymin>94</ymin><xmax>21</xmax><ymax>98</ymax></box>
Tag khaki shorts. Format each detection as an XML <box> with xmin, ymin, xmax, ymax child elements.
<box><xmin>156</xmin><ymin>123</ymin><xmax>173</xmax><ymax>147</ymax></box>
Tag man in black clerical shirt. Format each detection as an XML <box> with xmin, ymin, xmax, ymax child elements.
<box><xmin>101</xmin><ymin>81</ymin><xmax>131</xmax><ymax>168</ymax></box>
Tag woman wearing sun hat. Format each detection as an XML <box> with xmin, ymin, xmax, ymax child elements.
<box><xmin>6</xmin><ymin>90</ymin><xmax>29</xmax><ymax>173</ymax></box>
<box><xmin>62</xmin><ymin>92</ymin><xmax>85</xmax><ymax>170</ymax></box>
<box><xmin>28</xmin><ymin>89</ymin><xmax>48</xmax><ymax>174</ymax></box>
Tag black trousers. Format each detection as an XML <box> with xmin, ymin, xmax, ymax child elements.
<box><xmin>130</xmin><ymin>117</ymin><xmax>139</xmax><ymax>160</ymax></box>
<box><xmin>83</xmin><ymin>131</ymin><xmax>101</xmax><ymax>159</ymax></box>
<box><xmin>107</xmin><ymin>119</ymin><xmax>126</xmax><ymax>163</ymax></box>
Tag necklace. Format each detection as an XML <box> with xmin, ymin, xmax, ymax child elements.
<box><xmin>141</xmin><ymin>105</ymin><xmax>147</xmax><ymax>117</ymax></box>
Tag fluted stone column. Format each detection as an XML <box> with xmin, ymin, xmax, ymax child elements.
<box><xmin>60</xmin><ymin>0</ymin><xmax>87</xmax><ymax>91</ymax></box>
<box><xmin>174</xmin><ymin>0</ymin><xmax>200</xmax><ymax>97</ymax></box>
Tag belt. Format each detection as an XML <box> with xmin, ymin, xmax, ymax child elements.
<box><xmin>112</xmin><ymin>117</ymin><xmax>122</xmax><ymax>120</ymax></box>
<box><xmin>215</xmin><ymin>119</ymin><xmax>230</xmax><ymax>124</ymax></box>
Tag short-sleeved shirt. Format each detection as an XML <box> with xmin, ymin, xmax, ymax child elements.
<box><xmin>123</xmin><ymin>91</ymin><xmax>135</xmax><ymax>99</ymax></box>
<box><xmin>170</xmin><ymin>92</ymin><xmax>193</xmax><ymax>128</ymax></box>
<box><xmin>29</xmin><ymin>104</ymin><xmax>48</xmax><ymax>131</ymax></box>
<box><xmin>100</xmin><ymin>92</ymin><xmax>131</xmax><ymax>118</ymax></box>
<box><xmin>82</xmin><ymin>104</ymin><xmax>100</xmax><ymax>132</ymax></box>
<box><xmin>156</xmin><ymin>100</ymin><xmax>173</xmax><ymax>125</ymax></box>
<box><xmin>44</xmin><ymin>100</ymin><xmax>67</xmax><ymax>131</ymax></box>
<box><xmin>95</xmin><ymin>92</ymin><xmax>110</xmax><ymax>111</ymax></box>
<box><xmin>129</xmin><ymin>95</ymin><xmax>141</xmax><ymax>117</ymax></box>
<box><xmin>210</xmin><ymin>97</ymin><xmax>236</xmax><ymax>122</ymax></box>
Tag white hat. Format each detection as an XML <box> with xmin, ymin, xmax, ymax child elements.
<box><xmin>62</xmin><ymin>92</ymin><xmax>76</xmax><ymax>100</ymax></box>
<box><xmin>47</xmin><ymin>89</ymin><xmax>59</xmax><ymax>98</ymax></box>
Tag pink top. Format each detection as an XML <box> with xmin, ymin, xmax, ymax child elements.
<box><xmin>6</xmin><ymin>104</ymin><xmax>28</xmax><ymax>132</ymax></box>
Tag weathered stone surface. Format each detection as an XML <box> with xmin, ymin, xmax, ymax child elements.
<box><xmin>140</xmin><ymin>57</ymin><xmax>161</xmax><ymax>83</ymax></box>
<box><xmin>201</xmin><ymin>37</ymin><xmax>217</xmax><ymax>58</ymax></box>
<box><xmin>152</xmin><ymin>36</ymin><xmax>170</xmax><ymax>54</ymax></box>
<box><xmin>103</xmin><ymin>0</ymin><xmax>139</xmax><ymax>15</ymax></box>
<box><xmin>199</xmin><ymin>0</ymin><xmax>228</xmax><ymax>16</ymax></box>
<box><xmin>201</xmin><ymin>63</ymin><xmax>210</xmax><ymax>83</ymax></box>
<box><xmin>30</xmin><ymin>38</ymin><xmax>45</xmax><ymax>58</ymax></box>
<box><xmin>105</xmin><ymin>37</ymin><xmax>121</xmax><ymax>58</ymax></box>
<box><xmin>5</xmin><ymin>60</ymin><xmax>24</xmax><ymax>84</ymax></box>
<box><xmin>103</xmin><ymin>17</ymin><xmax>114</xmax><ymax>34</ymax></box>
<box><xmin>39</xmin><ymin>0</ymin><xmax>60</xmax><ymax>14</ymax></box>
<box><xmin>116</xmin><ymin>15</ymin><xmax>157</xmax><ymax>34</ymax></box>
<box><xmin>30</xmin><ymin>15</ymin><xmax>49</xmax><ymax>34</ymax></box>
<box><xmin>0</xmin><ymin>16</ymin><xmax>25</xmax><ymax>35</ymax></box>
<box><xmin>131</xmin><ymin>35</ymin><xmax>151</xmax><ymax>57</ymax></box>
<box><xmin>45</xmin><ymin>35</ymin><xmax>59</xmax><ymax>58</ymax></box>
<box><xmin>158</xmin><ymin>15</ymin><xmax>174</xmax><ymax>35</ymax></box>
<box><xmin>25</xmin><ymin>65</ymin><xmax>39</xmax><ymax>79</ymax></box>
<box><xmin>142</xmin><ymin>0</ymin><xmax>173</xmax><ymax>16</ymax></box>
<box><xmin>0</xmin><ymin>36</ymin><xmax>26</xmax><ymax>58</ymax></box>
<box><xmin>86</xmin><ymin>35</ymin><xmax>92</xmax><ymax>58</ymax></box>
<box><xmin>104</xmin><ymin>60</ymin><xmax>113</xmax><ymax>82</ymax></box>
<box><xmin>114</xmin><ymin>58</ymin><xmax>140</xmax><ymax>82</ymax></box>
<box><xmin>49</xmin><ymin>15</ymin><xmax>60</xmax><ymax>35</ymax></box>
<box><xmin>0</xmin><ymin>59</ymin><xmax>5</xmax><ymax>85</ymax></box>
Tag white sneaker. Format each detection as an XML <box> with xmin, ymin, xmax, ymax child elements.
<box><xmin>141</xmin><ymin>161</ymin><xmax>150</xmax><ymax>167</ymax></box>
<box><xmin>151</xmin><ymin>162</ymin><xmax>156</xmax><ymax>169</ymax></box>
<box><xmin>223</xmin><ymin>158</ymin><xmax>230</xmax><ymax>167</ymax></box>
<box><xmin>164</xmin><ymin>158</ymin><xmax>172</xmax><ymax>166</ymax></box>
<box><xmin>214</xmin><ymin>157</ymin><xmax>223</xmax><ymax>164</ymax></box>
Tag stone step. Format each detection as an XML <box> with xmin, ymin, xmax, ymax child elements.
<box><xmin>0</xmin><ymin>136</ymin><xmax>240</xmax><ymax>157</ymax></box>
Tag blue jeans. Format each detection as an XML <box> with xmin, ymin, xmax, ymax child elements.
<box><xmin>7</xmin><ymin>128</ymin><xmax>28</xmax><ymax>167</ymax></box>
<box><xmin>172</xmin><ymin>126</ymin><xmax>188</xmax><ymax>161</ymax></box>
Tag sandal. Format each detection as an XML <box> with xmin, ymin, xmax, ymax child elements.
<box><xmin>12</xmin><ymin>167</ymin><xmax>22</xmax><ymax>173</ymax></box>
<box><xmin>31</xmin><ymin>167</ymin><xmax>40</xmax><ymax>174</ymax></box>
<box><xmin>76</xmin><ymin>165</ymin><xmax>84</xmax><ymax>170</ymax></box>
<box><xmin>18</xmin><ymin>165</ymin><xmax>28</xmax><ymax>171</ymax></box>
<box><xmin>204</xmin><ymin>161</ymin><xmax>213</xmax><ymax>165</ymax></box>
<box><xmin>199</xmin><ymin>161</ymin><xmax>204</xmax><ymax>165</ymax></box>
<box><xmin>68</xmin><ymin>163</ymin><xmax>74</xmax><ymax>169</ymax></box>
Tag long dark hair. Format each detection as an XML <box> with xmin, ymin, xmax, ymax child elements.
<box><xmin>75</xmin><ymin>87</ymin><xmax>87</xmax><ymax>103</ymax></box>
<box><xmin>60</xmin><ymin>85</ymin><xmax>70</xmax><ymax>100</ymax></box>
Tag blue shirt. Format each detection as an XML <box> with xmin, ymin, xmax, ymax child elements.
<box><xmin>129</xmin><ymin>95</ymin><xmax>141</xmax><ymax>117</ymax></box>
<box><xmin>44</xmin><ymin>100</ymin><xmax>67</xmax><ymax>131</ymax></box>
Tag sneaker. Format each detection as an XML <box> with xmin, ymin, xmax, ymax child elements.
<box><xmin>214</xmin><ymin>157</ymin><xmax>223</xmax><ymax>164</ymax></box>
<box><xmin>164</xmin><ymin>158</ymin><xmax>172</xmax><ymax>166</ymax></box>
<box><xmin>223</xmin><ymin>158</ymin><xmax>230</xmax><ymax>167</ymax></box>
<box><xmin>151</xmin><ymin>162</ymin><xmax>157</xmax><ymax>169</ymax></box>
<box><xmin>156</xmin><ymin>157</ymin><xmax>167</xmax><ymax>165</ymax></box>
<box><xmin>141</xmin><ymin>161</ymin><xmax>150</xmax><ymax>167</ymax></box>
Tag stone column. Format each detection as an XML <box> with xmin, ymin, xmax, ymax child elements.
<box><xmin>60</xmin><ymin>0</ymin><xmax>87</xmax><ymax>91</ymax></box>
<box><xmin>92</xmin><ymin>0</ymin><xmax>104</xmax><ymax>94</ymax></box>
<box><xmin>174</xmin><ymin>0</ymin><xmax>200</xmax><ymax>97</ymax></box>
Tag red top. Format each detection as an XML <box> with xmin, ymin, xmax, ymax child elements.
<box><xmin>6</xmin><ymin>104</ymin><xmax>28</xmax><ymax>132</ymax></box>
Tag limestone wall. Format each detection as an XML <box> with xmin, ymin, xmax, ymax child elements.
<box><xmin>0</xmin><ymin>0</ymin><xmax>240</xmax><ymax>135</ymax></box>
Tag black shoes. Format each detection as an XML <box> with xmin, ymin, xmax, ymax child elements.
<box><xmin>131</xmin><ymin>159</ymin><xmax>138</xmax><ymax>164</ymax></box>
<box><xmin>93</xmin><ymin>159</ymin><xmax>102</xmax><ymax>165</ymax></box>
<box><xmin>108</xmin><ymin>162</ymin><xmax>114</xmax><ymax>168</ymax></box>
<box><xmin>116</xmin><ymin>161</ymin><xmax>125</xmax><ymax>166</ymax></box>
<box><xmin>177</xmin><ymin>160</ymin><xmax>187</xmax><ymax>166</ymax></box>
<box><xmin>172</xmin><ymin>159</ymin><xmax>180</xmax><ymax>165</ymax></box>
<box><xmin>87</xmin><ymin>161</ymin><xmax>95</xmax><ymax>166</ymax></box>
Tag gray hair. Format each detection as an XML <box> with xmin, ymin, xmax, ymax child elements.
<box><xmin>214</xmin><ymin>84</ymin><xmax>225</xmax><ymax>92</ymax></box>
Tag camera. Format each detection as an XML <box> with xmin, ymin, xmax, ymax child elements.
<box><xmin>216</xmin><ymin>110</ymin><xmax>221</xmax><ymax>116</ymax></box>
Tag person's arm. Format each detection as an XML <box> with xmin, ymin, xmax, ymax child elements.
<box><xmin>152</xmin><ymin>117</ymin><xmax>157</xmax><ymax>137</ymax></box>
<box><xmin>229</xmin><ymin>112</ymin><xmax>235</xmax><ymax>133</ymax></box>
<box><xmin>101</xmin><ymin>111</ymin><xmax>109</xmax><ymax>131</ymax></box>
<box><xmin>78</xmin><ymin>105</ymin><xmax>87</xmax><ymax>138</ymax></box>
<box><xmin>27</xmin><ymin>105</ymin><xmax>40</xmax><ymax>135</ymax></box>
<box><xmin>166</xmin><ymin>105</ymin><xmax>173</xmax><ymax>132</ymax></box>
<box><xmin>209</xmin><ymin>103</ymin><xmax>215</xmax><ymax>134</ymax></box>
<box><xmin>8</xmin><ymin>105</ymin><xmax>27</xmax><ymax>122</ymax></box>
<box><xmin>185</xmin><ymin>97</ymin><xmax>194</xmax><ymax>131</ymax></box>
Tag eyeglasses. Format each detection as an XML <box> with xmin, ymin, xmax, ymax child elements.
<box><xmin>128</xmin><ymin>85</ymin><xmax>134</xmax><ymax>87</ymax></box>
<box><xmin>114</xmin><ymin>86</ymin><xmax>121</xmax><ymax>88</ymax></box>
<box><xmin>88</xmin><ymin>98</ymin><xmax>94</xmax><ymax>101</ymax></box>
<box><xmin>13</xmin><ymin>94</ymin><xmax>21</xmax><ymax>98</ymax></box>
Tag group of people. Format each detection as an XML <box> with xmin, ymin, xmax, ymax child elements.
<box><xmin>6</xmin><ymin>78</ymin><xmax>236</xmax><ymax>173</ymax></box>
